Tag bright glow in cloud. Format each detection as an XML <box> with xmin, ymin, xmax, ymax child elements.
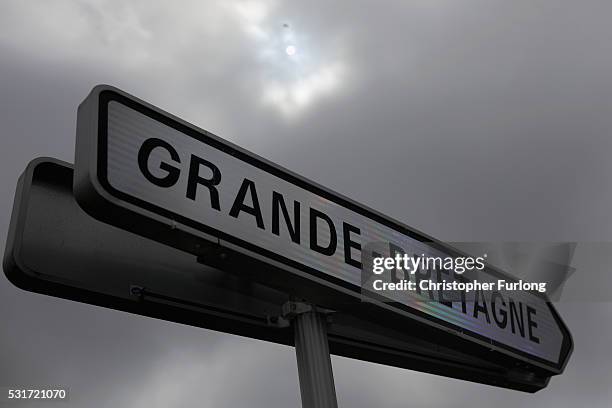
<box><xmin>263</xmin><ymin>63</ymin><xmax>344</xmax><ymax>116</ymax></box>
<box><xmin>231</xmin><ymin>0</ymin><xmax>346</xmax><ymax>117</ymax></box>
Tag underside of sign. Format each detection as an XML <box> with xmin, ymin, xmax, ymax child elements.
<box><xmin>67</xmin><ymin>85</ymin><xmax>572</xmax><ymax>389</ymax></box>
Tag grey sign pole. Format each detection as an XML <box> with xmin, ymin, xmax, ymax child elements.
<box><xmin>283</xmin><ymin>302</ymin><xmax>338</xmax><ymax>408</ymax></box>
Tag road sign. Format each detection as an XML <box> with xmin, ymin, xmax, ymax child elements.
<box><xmin>73</xmin><ymin>85</ymin><xmax>571</xmax><ymax>382</ymax></box>
<box><xmin>4</xmin><ymin>158</ymin><xmax>553</xmax><ymax>392</ymax></box>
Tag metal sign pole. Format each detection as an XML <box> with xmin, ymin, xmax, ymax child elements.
<box><xmin>283</xmin><ymin>302</ymin><xmax>338</xmax><ymax>408</ymax></box>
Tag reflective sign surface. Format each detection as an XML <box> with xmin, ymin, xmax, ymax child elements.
<box><xmin>74</xmin><ymin>85</ymin><xmax>572</xmax><ymax>373</ymax></box>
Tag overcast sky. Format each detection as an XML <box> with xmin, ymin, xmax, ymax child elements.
<box><xmin>1</xmin><ymin>1</ymin><xmax>612</xmax><ymax>407</ymax></box>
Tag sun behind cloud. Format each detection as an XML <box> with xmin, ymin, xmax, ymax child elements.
<box><xmin>231</xmin><ymin>0</ymin><xmax>347</xmax><ymax>118</ymax></box>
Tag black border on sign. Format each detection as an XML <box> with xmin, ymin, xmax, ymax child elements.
<box><xmin>88</xmin><ymin>88</ymin><xmax>571</xmax><ymax>373</ymax></box>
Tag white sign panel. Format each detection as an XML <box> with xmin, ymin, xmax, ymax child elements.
<box><xmin>74</xmin><ymin>85</ymin><xmax>572</xmax><ymax>372</ymax></box>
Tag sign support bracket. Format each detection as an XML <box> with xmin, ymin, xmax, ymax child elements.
<box><xmin>282</xmin><ymin>301</ymin><xmax>338</xmax><ymax>408</ymax></box>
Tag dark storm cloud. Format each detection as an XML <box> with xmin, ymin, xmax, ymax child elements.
<box><xmin>1</xmin><ymin>1</ymin><xmax>612</xmax><ymax>407</ymax></box>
